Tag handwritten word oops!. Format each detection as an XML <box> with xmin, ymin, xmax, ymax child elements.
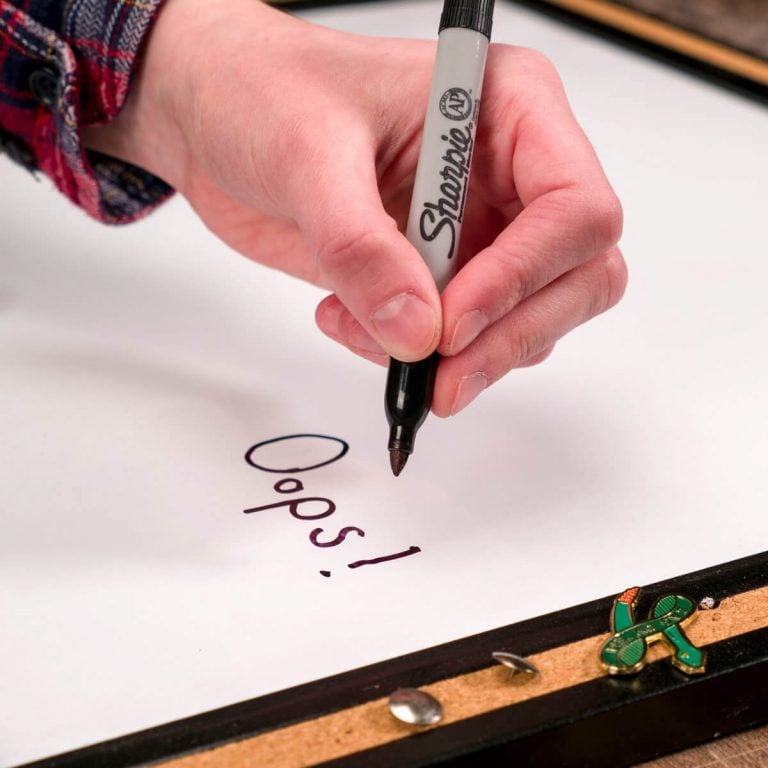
<box><xmin>243</xmin><ymin>435</ymin><xmax>421</xmax><ymax>577</ymax></box>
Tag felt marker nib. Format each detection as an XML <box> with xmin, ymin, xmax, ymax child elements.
<box><xmin>389</xmin><ymin>449</ymin><xmax>409</xmax><ymax>477</ymax></box>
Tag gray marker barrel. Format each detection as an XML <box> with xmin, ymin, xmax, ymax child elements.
<box><xmin>406</xmin><ymin>4</ymin><xmax>493</xmax><ymax>291</ymax></box>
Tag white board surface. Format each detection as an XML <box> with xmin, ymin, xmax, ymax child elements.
<box><xmin>2</xmin><ymin>1</ymin><xmax>767</xmax><ymax>764</ymax></box>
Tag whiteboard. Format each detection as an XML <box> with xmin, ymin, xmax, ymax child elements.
<box><xmin>2</xmin><ymin>1</ymin><xmax>767</xmax><ymax>764</ymax></box>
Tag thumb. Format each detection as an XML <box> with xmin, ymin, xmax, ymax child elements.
<box><xmin>294</xmin><ymin>141</ymin><xmax>441</xmax><ymax>363</ymax></box>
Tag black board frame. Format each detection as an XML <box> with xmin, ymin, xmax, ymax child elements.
<box><xmin>20</xmin><ymin>551</ymin><xmax>768</xmax><ymax>768</ymax></box>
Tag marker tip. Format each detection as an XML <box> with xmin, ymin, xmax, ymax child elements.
<box><xmin>389</xmin><ymin>449</ymin><xmax>409</xmax><ymax>477</ymax></box>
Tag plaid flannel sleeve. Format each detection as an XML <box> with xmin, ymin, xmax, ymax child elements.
<box><xmin>0</xmin><ymin>0</ymin><xmax>173</xmax><ymax>224</ymax></box>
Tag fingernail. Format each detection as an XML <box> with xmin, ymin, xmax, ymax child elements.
<box><xmin>370</xmin><ymin>292</ymin><xmax>437</xmax><ymax>359</ymax></box>
<box><xmin>449</xmin><ymin>310</ymin><xmax>487</xmax><ymax>355</ymax></box>
<box><xmin>316</xmin><ymin>300</ymin><xmax>343</xmax><ymax>339</ymax></box>
<box><xmin>450</xmin><ymin>372</ymin><xmax>487</xmax><ymax>415</ymax></box>
<box><xmin>347</xmin><ymin>323</ymin><xmax>385</xmax><ymax>356</ymax></box>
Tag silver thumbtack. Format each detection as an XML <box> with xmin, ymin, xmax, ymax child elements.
<box><xmin>698</xmin><ymin>596</ymin><xmax>717</xmax><ymax>610</ymax></box>
<box><xmin>388</xmin><ymin>688</ymin><xmax>443</xmax><ymax>726</ymax></box>
<box><xmin>492</xmin><ymin>651</ymin><xmax>539</xmax><ymax>677</ymax></box>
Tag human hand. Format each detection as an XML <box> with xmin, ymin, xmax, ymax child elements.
<box><xmin>84</xmin><ymin>0</ymin><xmax>625</xmax><ymax>417</ymax></box>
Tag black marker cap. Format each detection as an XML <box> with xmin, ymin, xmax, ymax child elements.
<box><xmin>439</xmin><ymin>0</ymin><xmax>495</xmax><ymax>39</ymax></box>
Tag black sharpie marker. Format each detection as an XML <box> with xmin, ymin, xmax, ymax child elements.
<box><xmin>386</xmin><ymin>0</ymin><xmax>494</xmax><ymax>476</ymax></box>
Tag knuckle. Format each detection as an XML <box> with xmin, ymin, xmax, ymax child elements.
<box><xmin>248</xmin><ymin>108</ymin><xmax>318</xmax><ymax>205</ymax></box>
<box><xmin>524</xmin><ymin>345</ymin><xmax>555</xmax><ymax>368</ymax></box>
<box><xmin>591</xmin><ymin>248</ymin><xmax>628</xmax><ymax>317</ymax></box>
<box><xmin>495</xmin><ymin>248</ymin><xmax>534</xmax><ymax>309</ymax></box>
<box><xmin>512</xmin><ymin>327</ymin><xmax>545</xmax><ymax>369</ymax></box>
<box><xmin>588</xmin><ymin>191</ymin><xmax>624</xmax><ymax>252</ymax></box>
<box><xmin>515</xmin><ymin>47</ymin><xmax>559</xmax><ymax>82</ymax></box>
<box><xmin>278</xmin><ymin>108</ymin><xmax>321</xmax><ymax>159</ymax></box>
<box><xmin>605</xmin><ymin>248</ymin><xmax>629</xmax><ymax>308</ymax></box>
<box><xmin>337</xmin><ymin>305</ymin><xmax>361</xmax><ymax>341</ymax></box>
<box><xmin>314</xmin><ymin>226</ymin><xmax>391</xmax><ymax>285</ymax></box>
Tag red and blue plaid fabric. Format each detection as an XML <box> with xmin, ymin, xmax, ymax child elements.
<box><xmin>0</xmin><ymin>0</ymin><xmax>172</xmax><ymax>223</ymax></box>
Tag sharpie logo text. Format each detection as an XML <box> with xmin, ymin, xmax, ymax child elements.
<box><xmin>418</xmin><ymin>121</ymin><xmax>475</xmax><ymax>261</ymax></box>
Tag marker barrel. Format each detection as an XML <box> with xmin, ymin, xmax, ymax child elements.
<box><xmin>385</xmin><ymin>1</ymin><xmax>494</xmax><ymax>468</ymax></box>
<box><xmin>405</xmin><ymin>27</ymin><xmax>490</xmax><ymax>291</ymax></box>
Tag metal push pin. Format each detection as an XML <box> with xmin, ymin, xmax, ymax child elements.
<box><xmin>388</xmin><ymin>688</ymin><xmax>443</xmax><ymax>726</ymax></box>
<box><xmin>492</xmin><ymin>651</ymin><xmax>540</xmax><ymax>678</ymax></box>
<box><xmin>698</xmin><ymin>596</ymin><xmax>717</xmax><ymax>610</ymax></box>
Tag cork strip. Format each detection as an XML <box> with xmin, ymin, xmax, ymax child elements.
<box><xmin>531</xmin><ymin>0</ymin><xmax>768</xmax><ymax>85</ymax></box>
<box><xmin>162</xmin><ymin>585</ymin><xmax>768</xmax><ymax>768</ymax></box>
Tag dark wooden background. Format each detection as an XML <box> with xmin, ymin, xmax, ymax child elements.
<box><xmin>612</xmin><ymin>0</ymin><xmax>768</xmax><ymax>60</ymax></box>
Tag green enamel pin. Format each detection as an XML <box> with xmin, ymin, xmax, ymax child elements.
<box><xmin>600</xmin><ymin>587</ymin><xmax>707</xmax><ymax>675</ymax></box>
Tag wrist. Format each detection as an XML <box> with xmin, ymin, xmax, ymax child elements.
<box><xmin>80</xmin><ymin>0</ymin><xmax>203</xmax><ymax>191</ymax></box>
<box><xmin>81</xmin><ymin>0</ymin><xmax>298</xmax><ymax>198</ymax></box>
